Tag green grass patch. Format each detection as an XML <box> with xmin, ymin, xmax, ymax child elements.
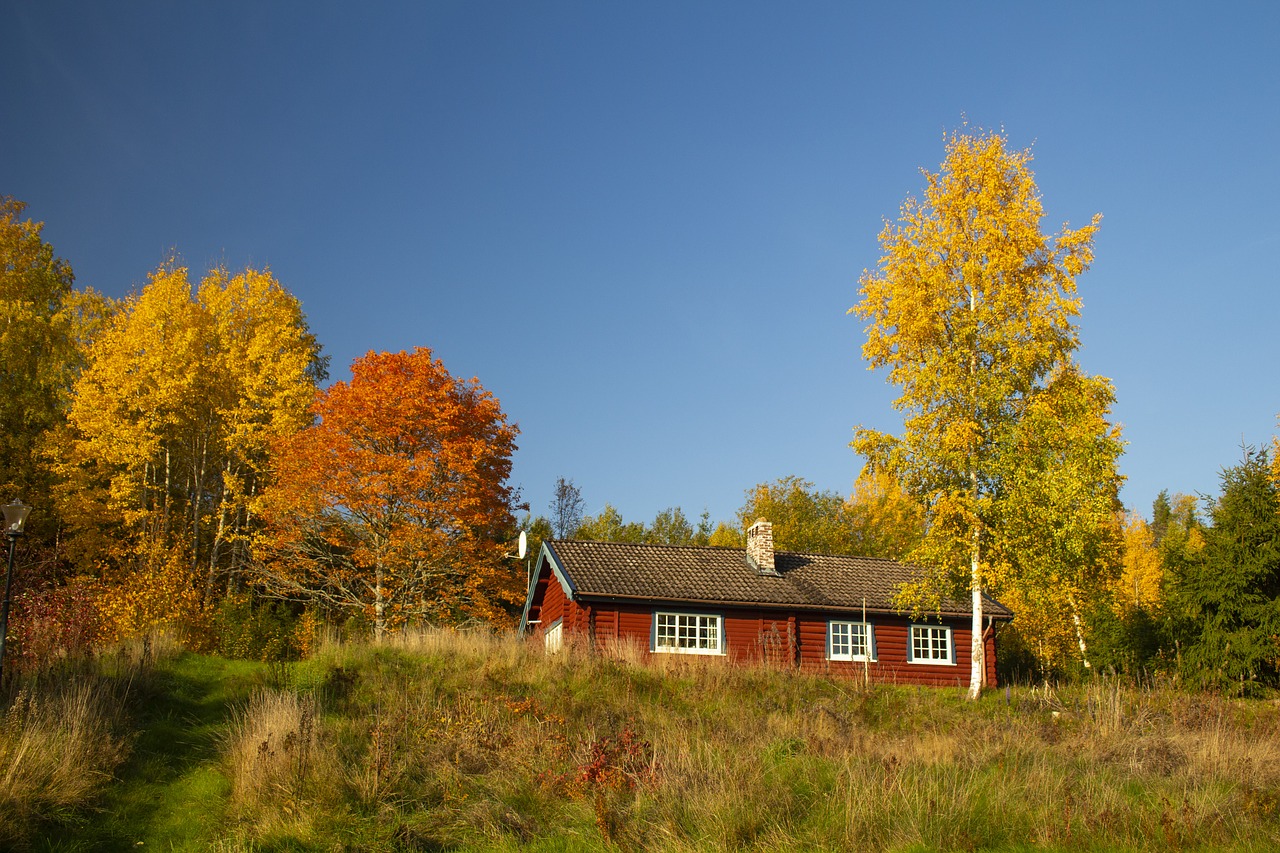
<box><xmin>32</xmin><ymin>652</ymin><xmax>270</xmax><ymax>851</ymax></box>
<box><xmin>13</xmin><ymin>630</ymin><xmax>1280</xmax><ymax>851</ymax></box>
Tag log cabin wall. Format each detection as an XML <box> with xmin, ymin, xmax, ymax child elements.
<box><xmin>560</xmin><ymin>601</ymin><xmax>998</xmax><ymax>688</ymax></box>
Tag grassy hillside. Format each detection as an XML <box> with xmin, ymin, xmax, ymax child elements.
<box><xmin>8</xmin><ymin>631</ymin><xmax>1280</xmax><ymax>851</ymax></box>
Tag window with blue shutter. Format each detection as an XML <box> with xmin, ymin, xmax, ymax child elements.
<box><xmin>652</xmin><ymin>612</ymin><xmax>724</xmax><ymax>655</ymax></box>
<box><xmin>908</xmin><ymin>624</ymin><xmax>954</xmax><ymax>664</ymax></box>
<box><xmin>827</xmin><ymin>620</ymin><xmax>875</xmax><ymax>661</ymax></box>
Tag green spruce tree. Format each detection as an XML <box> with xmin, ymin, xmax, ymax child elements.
<box><xmin>1172</xmin><ymin>447</ymin><xmax>1280</xmax><ymax>693</ymax></box>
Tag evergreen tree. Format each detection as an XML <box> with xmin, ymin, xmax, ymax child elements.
<box><xmin>1151</xmin><ymin>490</ymin><xmax>1173</xmax><ymax>547</ymax></box>
<box><xmin>1171</xmin><ymin>447</ymin><xmax>1280</xmax><ymax>693</ymax></box>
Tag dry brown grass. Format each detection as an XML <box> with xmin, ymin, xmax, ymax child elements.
<box><xmin>0</xmin><ymin>676</ymin><xmax>132</xmax><ymax>844</ymax></box>
<box><xmin>218</xmin><ymin>628</ymin><xmax>1280</xmax><ymax>851</ymax></box>
<box><xmin>226</xmin><ymin>689</ymin><xmax>318</xmax><ymax>802</ymax></box>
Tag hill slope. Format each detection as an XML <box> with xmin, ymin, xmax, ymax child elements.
<box><xmin>16</xmin><ymin>631</ymin><xmax>1280</xmax><ymax>851</ymax></box>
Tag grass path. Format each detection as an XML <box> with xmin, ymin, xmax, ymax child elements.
<box><xmin>41</xmin><ymin>653</ymin><xmax>268</xmax><ymax>852</ymax></box>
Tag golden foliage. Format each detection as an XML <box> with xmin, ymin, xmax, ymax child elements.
<box><xmin>845</xmin><ymin>467</ymin><xmax>923</xmax><ymax>560</ymax></box>
<box><xmin>1115</xmin><ymin>511</ymin><xmax>1164</xmax><ymax>611</ymax></box>
<box><xmin>729</xmin><ymin>473</ymin><xmax>922</xmax><ymax>558</ymax></box>
<box><xmin>738</xmin><ymin>476</ymin><xmax>850</xmax><ymax>554</ymax></box>
<box><xmin>0</xmin><ymin>198</ymin><xmax>112</xmax><ymax>515</ymax></box>
<box><xmin>54</xmin><ymin>262</ymin><xmax>322</xmax><ymax>634</ymax></box>
<box><xmin>94</xmin><ymin>549</ymin><xmax>203</xmax><ymax>642</ymax></box>
<box><xmin>850</xmin><ymin>128</ymin><xmax>1121</xmax><ymax>680</ymax></box>
<box><xmin>708</xmin><ymin>522</ymin><xmax>744</xmax><ymax>548</ymax></box>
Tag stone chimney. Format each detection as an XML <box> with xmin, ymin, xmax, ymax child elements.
<box><xmin>746</xmin><ymin>518</ymin><xmax>778</xmax><ymax>576</ymax></box>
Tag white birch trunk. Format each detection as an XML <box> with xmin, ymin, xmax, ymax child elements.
<box><xmin>192</xmin><ymin>432</ymin><xmax>207</xmax><ymax>571</ymax></box>
<box><xmin>968</xmin><ymin>527</ymin><xmax>985</xmax><ymax>700</ymax></box>
<box><xmin>163</xmin><ymin>444</ymin><xmax>172</xmax><ymax>539</ymax></box>
<box><xmin>207</xmin><ymin>475</ymin><xmax>229</xmax><ymax>598</ymax></box>
<box><xmin>374</xmin><ymin>561</ymin><xmax>385</xmax><ymax>642</ymax></box>
<box><xmin>966</xmin><ymin>286</ymin><xmax>984</xmax><ymax>701</ymax></box>
<box><xmin>1067</xmin><ymin>590</ymin><xmax>1092</xmax><ymax>670</ymax></box>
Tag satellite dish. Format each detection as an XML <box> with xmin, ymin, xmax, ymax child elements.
<box><xmin>518</xmin><ymin>530</ymin><xmax>528</xmax><ymax>560</ymax></box>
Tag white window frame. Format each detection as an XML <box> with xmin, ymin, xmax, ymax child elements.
<box><xmin>544</xmin><ymin>619</ymin><xmax>563</xmax><ymax>653</ymax></box>
<box><xmin>827</xmin><ymin>620</ymin><xmax>875</xmax><ymax>662</ymax></box>
<box><xmin>653</xmin><ymin>611</ymin><xmax>724</xmax><ymax>656</ymax></box>
<box><xmin>908</xmin><ymin>624</ymin><xmax>954</xmax><ymax>664</ymax></box>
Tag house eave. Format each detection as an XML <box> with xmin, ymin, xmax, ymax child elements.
<box><xmin>573</xmin><ymin>590</ymin><xmax>1013</xmax><ymax>621</ymax></box>
<box><xmin>518</xmin><ymin>542</ymin><xmax>579</xmax><ymax>635</ymax></box>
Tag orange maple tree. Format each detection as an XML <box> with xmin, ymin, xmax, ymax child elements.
<box><xmin>254</xmin><ymin>348</ymin><xmax>521</xmax><ymax>636</ymax></box>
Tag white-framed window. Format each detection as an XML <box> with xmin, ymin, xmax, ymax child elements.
<box><xmin>653</xmin><ymin>612</ymin><xmax>723</xmax><ymax>655</ymax></box>
<box><xmin>909</xmin><ymin>624</ymin><xmax>954</xmax><ymax>664</ymax></box>
<box><xmin>827</xmin><ymin>620</ymin><xmax>875</xmax><ymax>661</ymax></box>
<box><xmin>544</xmin><ymin>620</ymin><xmax>563</xmax><ymax>653</ymax></box>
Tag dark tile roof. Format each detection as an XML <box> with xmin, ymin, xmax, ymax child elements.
<box><xmin>545</xmin><ymin>539</ymin><xmax>1012</xmax><ymax>619</ymax></box>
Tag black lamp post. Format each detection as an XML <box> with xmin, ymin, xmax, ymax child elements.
<box><xmin>0</xmin><ymin>500</ymin><xmax>31</xmax><ymax>678</ymax></box>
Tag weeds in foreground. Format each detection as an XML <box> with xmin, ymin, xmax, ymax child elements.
<box><xmin>215</xmin><ymin>628</ymin><xmax>1280</xmax><ymax>851</ymax></box>
<box><xmin>0</xmin><ymin>678</ymin><xmax>130</xmax><ymax>842</ymax></box>
<box><xmin>0</xmin><ymin>637</ymin><xmax>162</xmax><ymax>848</ymax></box>
<box><xmin>225</xmin><ymin>688</ymin><xmax>321</xmax><ymax>807</ymax></box>
<box><xmin>9</xmin><ymin>627</ymin><xmax>1280</xmax><ymax>851</ymax></box>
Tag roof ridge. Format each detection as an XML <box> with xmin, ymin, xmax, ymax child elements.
<box><xmin>541</xmin><ymin>538</ymin><xmax>1012</xmax><ymax>619</ymax></box>
<box><xmin>773</xmin><ymin>548</ymin><xmax>903</xmax><ymax>563</ymax></box>
<box><xmin>550</xmin><ymin>538</ymin><xmax>744</xmax><ymax>551</ymax></box>
<box><xmin>552</xmin><ymin>538</ymin><xmax>909</xmax><ymax>564</ymax></box>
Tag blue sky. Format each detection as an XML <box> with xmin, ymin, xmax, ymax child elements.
<box><xmin>4</xmin><ymin>2</ymin><xmax>1278</xmax><ymax>528</ymax></box>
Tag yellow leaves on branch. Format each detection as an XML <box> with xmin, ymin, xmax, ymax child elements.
<box><xmin>0</xmin><ymin>197</ymin><xmax>102</xmax><ymax>504</ymax></box>
<box><xmin>853</xmin><ymin>129</ymin><xmax>1101</xmax><ymax>445</ymax></box>
<box><xmin>199</xmin><ymin>267</ymin><xmax>322</xmax><ymax>464</ymax></box>
<box><xmin>58</xmin><ymin>261</ymin><xmax>323</xmax><ymax>605</ymax></box>
<box><xmin>1115</xmin><ymin>511</ymin><xmax>1164</xmax><ymax>611</ymax></box>
<box><xmin>849</xmin><ymin>127</ymin><xmax>1123</xmax><ymax>674</ymax></box>
<box><xmin>95</xmin><ymin>549</ymin><xmax>203</xmax><ymax>642</ymax></box>
<box><xmin>844</xmin><ymin>468</ymin><xmax>924</xmax><ymax>561</ymax></box>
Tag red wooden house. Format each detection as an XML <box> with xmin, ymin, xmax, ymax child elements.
<box><xmin>518</xmin><ymin>519</ymin><xmax>1013</xmax><ymax>687</ymax></box>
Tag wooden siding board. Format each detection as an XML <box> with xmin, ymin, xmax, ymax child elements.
<box><xmin>578</xmin><ymin>603</ymin><xmax>650</xmax><ymax>652</ymax></box>
<box><xmin>551</xmin><ymin>598</ymin><xmax>998</xmax><ymax>688</ymax></box>
<box><xmin>726</xmin><ymin>612</ymin><xmax>766</xmax><ymax>664</ymax></box>
<box><xmin>792</xmin><ymin>612</ymin><xmax>981</xmax><ymax>687</ymax></box>
<box><xmin>531</xmin><ymin>569</ymin><xmax>567</xmax><ymax>642</ymax></box>
<box><xmin>985</xmin><ymin>632</ymin><xmax>999</xmax><ymax>687</ymax></box>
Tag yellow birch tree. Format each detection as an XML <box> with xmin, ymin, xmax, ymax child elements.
<box><xmin>65</xmin><ymin>264</ymin><xmax>208</xmax><ymax>550</ymax></box>
<box><xmin>0</xmin><ymin>198</ymin><xmax>111</xmax><ymax>521</ymax></box>
<box><xmin>200</xmin><ymin>267</ymin><xmax>326</xmax><ymax>591</ymax></box>
<box><xmin>60</xmin><ymin>263</ymin><xmax>209</xmax><ymax>633</ymax></box>
<box><xmin>851</xmin><ymin>128</ymin><xmax>1120</xmax><ymax>697</ymax></box>
<box><xmin>987</xmin><ymin>363</ymin><xmax>1124</xmax><ymax>671</ymax></box>
<box><xmin>58</xmin><ymin>262</ymin><xmax>322</xmax><ymax>634</ymax></box>
<box><xmin>1115</xmin><ymin>510</ymin><xmax>1163</xmax><ymax>611</ymax></box>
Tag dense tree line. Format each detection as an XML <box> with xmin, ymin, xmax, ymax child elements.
<box><xmin>1073</xmin><ymin>449</ymin><xmax>1280</xmax><ymax>695</ymax></box>
<box><xmin>7</xmin><ymin>129</ymin><xmax>1280</xmax><ymax>693</ymax></box>
<box><xmin>0</xmin><ymin>198</ymin><xmax>522</xmax><ymax>664</ymax></box>
<box><xmin>523</xmin><ymin>471</ymin><xmax>921</xmax><ymax>558</ymax></box>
